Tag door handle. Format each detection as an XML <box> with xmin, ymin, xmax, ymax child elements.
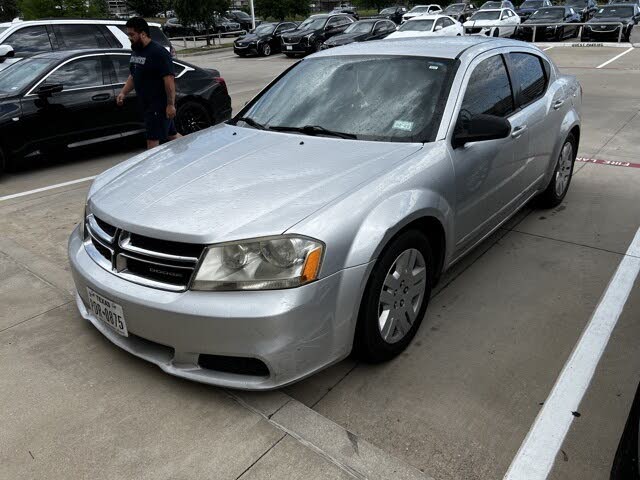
<box><xmin>92</xmin><ymin>93</ymin><xmax>111</xmax><ymax>102</ymax></box>
<box><xmin>511</xmin><ymin>125</ymin><xmax>527</xmax><ymax>138</ymax></box>
<box><xmin>553</xmin><ymin>99</ymin><xmax>565</xmax><ymax>110</ymax></box>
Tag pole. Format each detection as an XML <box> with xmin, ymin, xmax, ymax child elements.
<box><xmin>250</xmin><ymin>0</ymin><xmax>256</xmax><ymax>30</ymax></box>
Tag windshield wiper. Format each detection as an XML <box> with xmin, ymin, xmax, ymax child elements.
<box><xmin>234</xmin><ymin>116</ymin><xmax>268</xmax><ymax>130</ymax></box>
<box><xmin>270</xmin><ymin>125</ymin><xmax>358</xmax><ymax>140</ymax></box>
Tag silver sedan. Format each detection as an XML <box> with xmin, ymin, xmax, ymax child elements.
<box><xmin>68</xmin><ymin>37</ymin><xmax>581</xmax><ymax>390</ymax></box>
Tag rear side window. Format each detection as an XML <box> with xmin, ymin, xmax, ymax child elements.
<box><xmin>5</xmin><ymin>26</ymin><xmax>53</xmax><ymax>55</ymax></box>
<box><xmin>149</xmin><ymin>26</ymin><xmax>171</xmax><ymax>47</ymax></box>
<box><xmin>109</xmin><ymin>54</ymin><xmax>131</xmax><ymax>83</ymax></box>
<box><xmin>461</xmin><ymin>54</ymin><xmax>514</xmax><ymax>117</ymax></box>
<box><xmin>509</xmin><ymin>53</ymin><xmax>546</xmax><ymax>105</ymax></box>
<box><xmin>43</xmin><ymin>57</ymin><xmax>105</xmax><ymax>90</ymax></box>
<box><xmin>53</xmin><ymin>25</ymin><xmax>110</xmax><ymax>49</ymax></box>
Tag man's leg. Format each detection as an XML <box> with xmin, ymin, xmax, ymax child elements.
<box><xmin>144</xmin><ymin>111</ymin><xmax>165</xmax><ymax>150</ymax></box>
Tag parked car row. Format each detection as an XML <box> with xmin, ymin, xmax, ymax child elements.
<box><xmin>162</xmin><ymin>15</ymin><xmax>243</xmax><ymax>38</ymax></box>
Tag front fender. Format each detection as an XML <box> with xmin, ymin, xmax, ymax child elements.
<box><xmin>345</xmin><ymin>189</ymin><xmax>454</xmax><ymax>270</ymax></box>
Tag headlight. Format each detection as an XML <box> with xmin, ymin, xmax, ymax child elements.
<box><xmin>305</xmin><ymin>33</ymin><xmax>315</xmax><ymax>44</ymax></box>
<box><xmin>191</xmin><ymin>236</ymin><xmax>324</xmax><ymax>291</ymax></box>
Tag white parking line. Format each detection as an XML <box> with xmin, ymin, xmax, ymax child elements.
<box><xmin>542</xmin><ymin>46</ymin><xmax>554</xmax><ymax>51</ymax></box>
<box><xmin>503</xmin><ymin>226</ymin><xmax>640</xmax><ymax>480</ymax></box>
<box><xmin>0</xmin><ymin>176</ymin><xmax>95</xmax><ymax>203</ymax></box>
<box><xmin>596</xmin><ymin>47</ymin><xmax>634</xmax><ymax>69</ymax></box>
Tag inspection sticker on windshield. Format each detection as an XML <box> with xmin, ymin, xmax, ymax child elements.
<box><xmin>393</xmin><ymin>120</ymin><xmax>414</xmax><ymax>131</ymax></box>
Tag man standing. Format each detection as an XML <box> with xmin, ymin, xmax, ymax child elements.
<box><xmin>117</xmin><ymin>17</ymin><xmax>180</xmax><ymax>150</ymax></box>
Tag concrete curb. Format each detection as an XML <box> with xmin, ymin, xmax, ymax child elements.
<box><xmin>534</xmin><ymin>41</ymin><xmax>635</xmax><ymax>48</ymax></box>
<box><xmin>229</xmin><ymin>390</ymin><xmax>434</xmax><ymax>480</ymax></box>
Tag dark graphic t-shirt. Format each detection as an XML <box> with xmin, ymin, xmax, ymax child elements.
<box><xmin>129</xmin><ymin>41</ymin><xmax>175</xmax><ymax>113</ymax></box>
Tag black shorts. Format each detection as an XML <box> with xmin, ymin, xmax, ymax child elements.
<box><xmin>144</xmin><ymin>110</ymin><xmax>177</xmax><ymax>142</ymax></box>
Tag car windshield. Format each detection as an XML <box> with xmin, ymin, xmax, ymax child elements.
<box><xmin>520</xmin><ymin>0</ymin><xmax>544</xmax><ymax>7</ymax></box>
<box><xmin>238</xmin><ymin>56</ymin><xmax>454</xmax><ymax>143</ymax></box>
<box><xmin>297</xmin><ymin>18</ymin><xmax>326</xmax><ymax>30</ymax></box>
<box><xmin>530</xmin><ymin>8</ymin><xmax>564</xmax><ymax>18</ymax></box>
<box><xmin>0</xmin><ymin>57</ymin><xmax>56</xmax><ymax>96</ymax></box>
<box><xmin>470</xmin><ymin>10</ymin><xmax>502</xmax><ymax>19</ymax></box>
<box><xmin>595</xmin><ymin>6</ymin><xmax>634</xmax><ymax>16</ymax></box>
<box><xmin>481</xmin><ymin>1</ymin><xmax>502</xmax><ymax>8</ymax></box>
<box><xmin>445</xmin><ymin>4</ymin><xmax>465</xmax><ymax>12</ymax></box>
<box><xmin>345</xmin><ymin>21</ymin><xmax>375</xmax><ymax>33</ymax></box>
<box><xmin>380</xmin><ymin>7</ymin><xmax>397</xmax><ymax>14</ymax></box>
<box><xmin>255</xmin><ymin>24</ymin><xmax>275</xmax><ymax>34</ymax></box>
<box><xmin>409</xmin><ymin>6</ymin><xmax>430</xmax><ymax>13</ymax></box>
<box><xmin>398</xmin><ymin>19</ymin><xmax>435</xmax><ymax>30</ymax></box>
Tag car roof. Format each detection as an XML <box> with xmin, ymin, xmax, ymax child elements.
<box><xmin>312</xmin><ymin>36</ymin><xmax>529</xmax><ymax>60</ymax></box>
<box><xmin>475</xmin><ymin>8</ymin><xmax>509</xmax><ymax>12</ymax></box>
<box><xmin>0</xmin><ymin>18</ymin><xmax>162</xmax><ymax>28</ymax></box>
<box><xmin>406</xmin><ymin>14</ymin><xmax>450</xmax><ymax>19</ymax></box>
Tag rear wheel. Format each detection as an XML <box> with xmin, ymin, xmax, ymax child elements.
<box><xmin>175</xmin><ymin>101</ymin><xmax>212</xmax><ymax>135</ymax></box>
<box><xmin>493</xmin><ymin>27</ymin><xmax>500</xmax><ymax>37</ymax></box>
<box><xmin>536</xmin><ymin>133</ymin><xmax>577</xmax><ymax>208</ymax></box>
<box><xmin>353</xmin><ymin>229</ymin><xmax>433</xmax><ymax>363</ymax></box>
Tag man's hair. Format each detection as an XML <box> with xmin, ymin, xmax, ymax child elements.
<box><xmin>126</xmin><ymin>17</ymin><xmax>150</xmax><ymax>36</ymax></box>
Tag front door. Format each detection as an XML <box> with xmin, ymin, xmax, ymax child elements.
<box><xmin>448</xmin><ymin>53</ymin><xmax>529</xmax><ymax>251</ymax></box>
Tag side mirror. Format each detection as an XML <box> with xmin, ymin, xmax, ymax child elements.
<box><xmin>37</xmin><ymin>84</ymin><xmax>64</xmax><ymax>98</ymax></box>
<box><xmin>0</xmin><ymin>45</ymin><xmax>14</xmax><ymax>63</ymax></box>
<box><xmin>452</xmin><ymin>113</ymin><xmax>511</xmax><ymax>148</ymax></box>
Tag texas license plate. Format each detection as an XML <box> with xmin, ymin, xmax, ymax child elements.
<box><xmin>86</xmin><ymin>288</ymin><xmax>128</xmax><ymax>337</ymax></box>
<box><xmin>286</xmin><ymin>45</ymin><xmax>292</xmax><ymax>50</ymax></box>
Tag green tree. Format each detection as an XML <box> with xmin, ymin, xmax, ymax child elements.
<box><xmin>174</xmin><ymin>0</ymin><xmax>229</xmax><ymax>44</ymax></box>
<box><xmin>254</xmin><ymin>0</ymin><xmax>308</xmax><ymax>20</ymax></box>
<box><xmin>126</xmin><ymin>0</ymin><xmax>167</xmax><ymax>17</ymax></box>
<box><xmin>18</xmin><ymin>0</ymin><xmax>107</xmax><ymax>19</ymax></box>
<box><xmin>0</xmin><ymin>0</ymin><xmax>19</xmax><ymax>21</ymax></box>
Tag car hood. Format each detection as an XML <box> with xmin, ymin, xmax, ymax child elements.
<box><xmin>387</xmin><ymin>30</ymin><xmax>434</xmax><ymax>38</ymax></box>
<box><xmin>464</xmin><ymin>19</ymin><xmax>503</xmax><ymax>25</ymax></box>
<box><xmin>524</xmin><ymin>17</ymin><xmax>564</xmax><ymax>23</ymax></box>
<box><xmin>325</xmin><ymin>32</ymin><xmax>369</xmax><ymax>45</ymax></box>
<box><xmin>587</xmin><ymin>15</ymin><xmax>632</xmax><ymax>23</ymax></box>
<box><xmin>282</xmin><ymin>29</ymin><xmax>319</xmax><ymax>40</ymax></box>
<box><xmin>88</xmin><ymin>124</ymin><xmax>423</xmax><ymax>244</ymax></box>
<box><xmin>235</xmin><ymin>32</ymin><xmax>264</xmax><ymax>42</ymax></box>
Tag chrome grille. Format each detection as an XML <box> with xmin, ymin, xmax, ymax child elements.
<box><xmin>465</xmin><ymin>27</ymin><xmax>482</xmax><ymax>34</ymax></box>
<box><xmin>282</xmin><ymin>36</ymin><xmax>300</xmax><ymax>45</ymax></box>
<box><xmin>84</xmin><ymin>214</ymin><xmax>205</xmax><ymax>292</ymax></box>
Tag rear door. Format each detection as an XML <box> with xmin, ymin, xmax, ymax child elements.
<box><xmin>2</xmin><ymin>25</ymin><xmax>54</xmax><ymax>57</ymax></box>
<box><xmin>20</xmin><ymin>54</ymin><xmax>116</xmax><ymax>151</ymax></box>
<box><xmin>104</xmin><ymin>53</ymin><xmax>145</xmax><ymax>135</ymax></box>
<box><xmin>506</xmin><ymin>51</ymin><xmax>564</xmax><ymax>193</ymax></box>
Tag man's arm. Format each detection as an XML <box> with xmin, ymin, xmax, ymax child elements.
<box><xmin>164</xmin><ymin>75</ymin><xmax>177</xmax><ymax>119</ymax></box>
<box><xmin>116</xmin><ymin>75</ymin><xmax>135</xmax><ymax>106</ymax></box>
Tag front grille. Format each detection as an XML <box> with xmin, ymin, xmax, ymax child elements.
<box><xmin>466</xmin><ymin>27</ymin><xmax>482</xmax><ymax>34</ymax></box>
<box><xmin>282</xmin><ymin>36</ymin><xmax>300</xmax><ymax>45</ymax></box>
<box><xmin>591</xmin><ymin>25</ymin><xmax>617</xmax><ymax>32</ymax></box>
<box><xmin>84</xmin><ymin>214</ymin><xmax>205</xmax><ymax>291</ymax></box>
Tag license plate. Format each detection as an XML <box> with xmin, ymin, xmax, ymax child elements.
<box><xmin>86</xmin><ymin>288</ymin><xmax>128</xmax><ymax>337</ymax></box>
<box><xmin>286</xmin><ymin>45</ymin><xmax>292</xmax><ymax>50</ymax></box>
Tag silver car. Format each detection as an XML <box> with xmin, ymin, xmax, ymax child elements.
<box><xmin>68</xmin><ymin>37</ymin><xmax>581</xmax><ymax>390</ymax></box>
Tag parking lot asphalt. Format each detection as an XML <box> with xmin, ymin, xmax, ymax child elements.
<box><xmin>1</xmin><ymin>46</ymin><xmax>639</xmax><ymax>480</ymax></box>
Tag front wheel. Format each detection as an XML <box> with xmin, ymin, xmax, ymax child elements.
<box><xmin>175</xmin><ymin>101</ymin><xmax>212</xmax><ymax>135</ymax></box>
<box><xmin>353</xmin><ymin>230</ymin><xmax>433</xmax><ymax>363</ymax></box>
<box><xmin>260</xmin><ymin>43</ymin><xmax>272</xmax><ymax>56</ymax></box>
<box><xmin>493</xmin><ymin>27</ymin><xmax>500</xmax><ymax>37</ymax></box>
<box><xmin>536</xmin><ymin>134</ymin><xmax>577</xmax><ymax>208</ymax></box>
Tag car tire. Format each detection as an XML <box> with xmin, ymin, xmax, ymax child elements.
<box><xmin>176</xmin><ymin>100</ymin><xmax>212</xmax><ymax>135</ymax></box>
<box><xmin>536</xmin><ymin>133</ymin><xmax>577</xmax><ymax>208</ymax></box>
<box><xmin>353</xmin><ymin>229</ymin><xmax>434</xmax><ymax>363</ymax></box>
<box><xmin>260</xmin><ymin>43</ymin><xmax>272</xmax><ymax>56</ymax></box>
<box><xmin>555</xmin><ymin>27</ymin><xmax>564</xmax><ymax>41</ymax></box>
<box><xmin>493</xmin><ymin>28</ymin><xmax>500</xmax><ymax>37</ymax></box>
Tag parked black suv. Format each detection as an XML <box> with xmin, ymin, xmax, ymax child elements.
<box><xmin>234</xmin><ymin>21</ymin><xmax>297</xmax><ymax>57</ymax></box>
<box><xmin>225</xmin><ymin>10</ymin><xmax>261</xmax><ymax>31</ymax></box>
<box><xmin>563</xmin><ymin>0</ymin><xmax>598</xmax><ymax>20</ymax></box>
<box><xmin>280</xmin><ymin>14</ymin><xmax>354</xmax><ymax>56</ymax></box>
<box><xmin>581</xmin><ymin>4</ymin><xmax>640</xmax><ymax>41</ymax></box>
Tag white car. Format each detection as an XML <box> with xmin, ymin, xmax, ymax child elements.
<box><xmin>387</xmin><ymin>15</ymin><xmax>464</xmax><ymax>38</ymax></box>
<box><xmin>463</xmin><ymin>8</ymin><xmax>520</xmax><ymax>37</ymax></box>
<box><xmin>401</xmin><ymin>4</ymin><xmax>443</xmax><ymax>23</ymax></box>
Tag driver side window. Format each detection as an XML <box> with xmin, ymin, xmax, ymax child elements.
<box><xmin>327</xmin><ymin>17</ymin><xmax>341</xmax><ymax>28</ymax></box>
<box><xmin>460</xmin><ymin>55</ymin><xmax>515</xmax><ymax>118</ymax></box>
<box><xmin>435</xmin><ymin>19</ymin><xmax>445</xmax><ymax>29</ymax></box>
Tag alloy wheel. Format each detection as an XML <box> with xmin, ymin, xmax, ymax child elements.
<box><xmin>176</xmin><ymin>105</ymin><xmax>210</xmax><ymax>135</ymax></box>
<box><xmin>555</xmin><ymin>141</ymin><xmax>573</xmax><ymax>197</ymax></box>
<box><xmin>378</xmin><ymin>248</ymin><xmax>427</xmax><ymax>344</ymax></box>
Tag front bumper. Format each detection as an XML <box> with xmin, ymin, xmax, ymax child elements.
<box><xmin>516</xmin><ymin>26</ymin><xmax>559</xmax><ymax>40</ymax></box>
<box><xmin>582</xmin><ymin>26</ymin><xmax>627</xmax><ymax>40</ymax></box>
<box><xmin>234</xmin><ymin>44</ymin><xmax>258</xmax><ymax>55</ymax></box>
<box><xmin>68</xmin><ymin>226</ymin><xmax>369</xmax><ymax>390</ymax></box>
<box><xmin>281</xmin><ymin>42</ymin><xmax>313</xmax><ymax>54</ymax></box>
